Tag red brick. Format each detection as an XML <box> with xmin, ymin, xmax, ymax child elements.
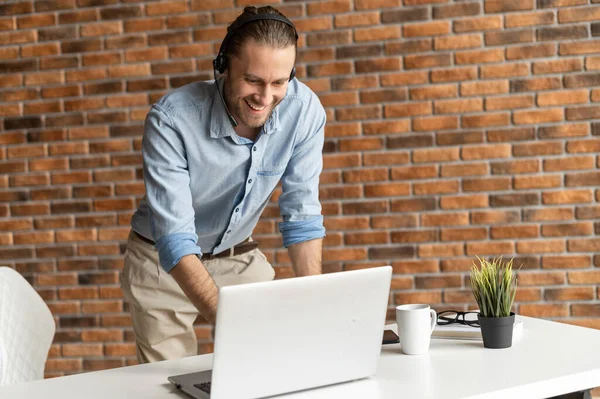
<box><xmin>413</xmin><ymin>148</ymin><xmax>459</xmax><ymax>163</ymax></box>
<box><xmin>394</xmin><ymin>292</ymin><xmax>442</xmax><ymax>306</ymax></box>
<box><xmin>461</xmin><ymin>144</ymin><xmax>511</xmax><ymax>160</ymax></box>
<box><xmin>513</xmin><ymin>175</ymin><xmax>561</xmax><ymax>190</ymax></box>
<box><xmin>558</xmin><ymin>6</ymin><xmax>600</xmax><ymax>23</ymax></box>
<box><xmin>405</xmin><ymin>54</ymin><xmax>452</xmax><ymax>69</ymax></box>
<box><xmin>486</xmin><ymin>95</ymin><xmax>534</xmax><ymax>111</ymax></box>
<box><xmin>455</xmin><ymin>49</ymin><xmax>504</xmax><ymax>65</ymax></box>
<box><xmin>422</xmin><ymin>213</ymin><xmax>469</xmax><ymax>227</ymax></box>
<box><xmin>414</xmin><ymin>180</ymin><xmax>459</xmax><ymax>195</ymax></box>
<box><xmin>81</xmin><ymin>329</ymin><xmax>123</xmax><ymax>342</ymax></box>
<box><xmin>355</xmin><ymin>26</ymin><xmax>400</xmax><ymax>42</ymax></box>
<box><xmin>463</xmin><ymin>177</ymin><xmax>511</xmax><ymax>192</ymax></box>
<box><xmin>440</xmin><ymin>195</ymin><xmax>489</xmax><ymax>209</ymax></box>
<box><xmin>454</xmin><ymin>15</ymin><xmax>502</xmax><ymax>33</ymax></box>
<box><xmin>481</xmin><ymin>63</ymin><xmax>529</xmax><ymax>79</ymax></box>
<box><xmin>362</xmin><ymin>120</ymin><xmax>410</xmax><ymax>135</ymax></box>
<box><xmin>491</xmin><ymin>159</ymin><xmax>540</xmax><ymax>175</ymax></box>
<box><xmin>559</xmin><ymin>40</ymin><xmax>600</xmax><ymax>56</ymax></box>
<box><xmin>384</xmin><ymin>102</ymin><xmax>431</xmax><ymax>118</ymax></box>
<box><xmin>491</xmin><ymin>225</ymin><xmax>539</xmax><ymax>239</ymax></box>
<box><xmin>390</xmin><ymin>260</ymin><xmax>438</xmax><ymax>274</ymax></box>
<box><xmin>391</xmin><ymin>165</ymin><xmax>437</xmax><ymax>180</ymax></box>
<box><xmin>542</xmin><ymin>222</ymin><xmax>593</xmax><ymax>237</ymax></box>
<box><xmin>435</xmin><ymin>34</ymin><xmax>481</xmax><ymax>51</ymax></box>
<box><xmin>391</xmin><ymin>199</ymin><xmax>436</xmax><ymax>212</ymax></box>
<box><xmin>418</xmin><ymin>244</ymin><xmax>464</xmax><ymax>258</ymax></box>
<box><xmin>519</xmin><ymin>304</ymin><xmax>568</xmax><ymax>318</ymax></box>
<box><xmin>404</xmin><ymin>21</ymin><xmax>449</xmax><ymax>38</ymax></box>
<box><xmin>533</xmin><ymin>58</ymin><xmax>583</xmax><ymax>74</ymax></box>
<box><xmin>538</xmin><ymin>90</ymin><xmax>588</xmax><ymax>107</ymax></box>
<box><xmin>485</xmin><ymin>0</ymin><xmax>534</xmax><ymax>12</ymax></box>
<box><xmin>435</xmin><ymin>98</ymin><xmax>482</xmax><ymax>114</ymax></box>
<box><xmin>513</xmin><ymin>141</ymin><xmax>563</xmax><ymax>156</ymax></box>
<box><xmin>466</xmin><ymin>241</ymin><xmax>514</xmax><ymax>255</ymax></box>
<box><xmin>440</xmin><ymin>227</ymin><xmax>487</xmax><ymax>241</ymax></box>
<box><xmin>524</xmin><ymin>208</ymin><xmax>573</xmax><ymax>222</ymax></box>
<box><xmin>460</xmin><ymin>80</ymin><xmax>509</xmax><ymax>96</ymax></box>
<box><xmin>441</xmin><ymin>163</ymin><xmax>488</xmax><ymax>177</ymax></box>
<box><xmin>371</xmin><ymin>215</ymin><xmax>417</xmax><ymax>229</ymax></box>
<box><xmin>543</xmin><ymin>190</ymin><xmax>593</xmax><ymax>205</ymax></box>
<box><xmin>14</xmin><ymin>231</ymin><xmax>55</xmax><ymax>245</ymax></box>
<box><xmin>471</xmin><ymin>211</ymin><xmax>521</xmax><ymax>224</ymax></box>
<box><xmin>365</xmin><ymin>182</ymin><xmax>410</xmax><ymax>197</ymax></box>
<box><xmin>322</xmin><ymin>248</ymin><xmax>368</xmax><ymax>262</ymax></box>
<box><xmin>568</xmin><ymin>270</ymin><xmax>600</xmax><ymax>284</ymax></box>
<box><xmin>539</xmin><ymin>124</ymin><xmax>589</xmax><ymax>139</ymax></box>
<box><xmin>45</xmin><ymin>359</ymin><xmax>82</xmax><ymax>372</ymax></box>
<box><xmin>345</xmin><ymin>231</ymin><xmax>388</xmax><ymax>245</ymax></box>
<box><xmin>384</xmin><ymin>38</ymin><xmax>433</xmax><ymax>54</ymax></box>
<box><xmin>387</xmin><ymin>225</ymin><xmax>435</xmax><ymax>242</ymax></box>
<box><xmin>506</xmin><ymin>11</ymin><xmax>555</xmax><ymax>28</ymax></box>
<box><xmin>411</xmin><ymin>84</ymin><xmax>457</xmax><ymax>101</ymax></box>
<box><xmin>507</xmin><ymin>43</ymin><xmax>556</xmax><ymax>60</ymax></box>
<box><xmin>431</xmin><ymin>67</ymin><xmax>477</xmax><ymax>82</ymax></box>
<box><xmin>363</xmin><ymin>151</ymin><xmax>409</xmax><ymax>166</ymax></box>
<box><xmin>413</xmin><ymin>115</ymin><xmax>458</xmax><ymax>131</ymax></box>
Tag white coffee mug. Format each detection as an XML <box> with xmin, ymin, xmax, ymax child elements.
<box><xmin>396</xmin><ymin>304</ymin><xmax>437</xmax><ymax>355</ymax></box>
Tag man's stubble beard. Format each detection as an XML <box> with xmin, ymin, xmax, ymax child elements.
<box><xmin>224</xmin><ymin>81</ymin><xmax>278</xmax><ymax>129</ymax></box>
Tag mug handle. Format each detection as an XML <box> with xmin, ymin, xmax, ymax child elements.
<box><xmin>429</xmin><ymin>309</ymin><xmax>437</xmax><ymax>335</ymax></box>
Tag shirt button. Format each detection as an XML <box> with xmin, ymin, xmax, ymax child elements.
<box><xmin>227</xmin><ymin>230</ymin><xmax>231</xmax><ymax>234</ymax></box>
<box><xmin>253</xmin><ymin>146</ymin><xmax>257</xmax><ymax>152</ymax></box>
<box><xmin>235</xmin><ymin>208</ymin><xmax>239</xmax><ymax>212</ymax></box>
<box><xmin>248</xmin><ymin>179</ymin><xmax>252</xmax><ymax>184</ymax></box>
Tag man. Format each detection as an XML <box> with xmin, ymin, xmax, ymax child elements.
<box><xmin>120</xmin><ymin>5</ymin><xmax>326</xmax><ymax>364</ymax></box>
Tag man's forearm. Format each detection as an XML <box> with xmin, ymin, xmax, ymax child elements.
<box><xmin>287</xmin><ymin>238</ymin><xmax>323</xmax><ymax>277</ymax></box>
<box><xmin>169</xmin><ymin>254</ymin><xmax>219</xmax><ymax>324</ymax></box>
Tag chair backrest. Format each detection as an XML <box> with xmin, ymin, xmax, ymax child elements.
<box><xmin>0</xmin><ymin>267</ymin><xmax>56</xmax><ymax>385</ymax></box>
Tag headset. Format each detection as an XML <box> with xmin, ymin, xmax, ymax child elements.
<box><xmin>213</xmin><ymin>13</ymin><xmax>299</xmax><ymax>128</ymax></box>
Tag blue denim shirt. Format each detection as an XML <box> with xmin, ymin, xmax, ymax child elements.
<box><xmin>131</xmin><ymin>78</ymin><xmax>326</xmax><ymax>272</ymax></box>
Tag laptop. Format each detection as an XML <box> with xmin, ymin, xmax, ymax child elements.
<box><xmin>168</xmin><ymin>265</ymin><xmax>392</xmax><ymax>399</ymax></box>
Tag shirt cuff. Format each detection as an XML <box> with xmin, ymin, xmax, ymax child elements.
<box><xmin>155</xmin><ymin>232</ymin><xmax>202</xmax><ymax>273</ymax></box>
<box><xmin>279</xmin><ymin>215</ymin><xmax>326</xmax><ymax>248</ymax></box>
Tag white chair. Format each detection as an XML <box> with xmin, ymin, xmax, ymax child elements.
<box><xmin>0</xmin><ymin>267</ymin><xmax>56</xmax><ymax>385</ymax></box>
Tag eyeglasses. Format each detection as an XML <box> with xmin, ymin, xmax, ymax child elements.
<box><xmin>437</xmin><ymin>310</ymin><xmax>480</xmax><ymax>327</ymax></box>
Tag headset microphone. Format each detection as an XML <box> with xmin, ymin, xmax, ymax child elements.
<box><xmin>213</xmin><ymin>67</ymin><xmax>239</xmax><ymax>128</ymax></box>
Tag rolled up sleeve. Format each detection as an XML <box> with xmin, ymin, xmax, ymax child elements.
<box><xmin>278</xmin><ymin>93</ymin><xmax>326</xmax><ymax>247</ymax></box>
<box><xmin>143</xmin><ymin>104</ymin><xmax>202</xmax><ymax>272</ymax></box>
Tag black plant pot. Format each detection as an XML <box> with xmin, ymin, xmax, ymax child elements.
<box><xmin>478</xmin><ymin>312</ymin><xmax>515</xmax><ymax>349</ymax></box>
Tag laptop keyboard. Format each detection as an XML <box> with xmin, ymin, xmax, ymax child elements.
<box><xmin>194</xmin><ymin>382</ymin><xmax>211</xmax><ymax>394</ymax></box>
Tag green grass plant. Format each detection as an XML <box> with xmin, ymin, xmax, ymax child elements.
<box><xmin>470</xmin><ymin>256</ymin><xmax>518</xmax><ymax>318</ymax></box>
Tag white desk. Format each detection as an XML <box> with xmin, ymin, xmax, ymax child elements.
<box><xmin>1</xmin><ymin>316</ymin><xmax>599</xmax><ymax>399</ymax></box>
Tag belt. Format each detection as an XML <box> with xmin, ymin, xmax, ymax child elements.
<box><xmin>133</xmin><ymin>231</ymin><xmax>258</xmax><ymax>261</ymax></box>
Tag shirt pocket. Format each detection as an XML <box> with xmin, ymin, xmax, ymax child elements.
<box><xmin>252</xmin><ymin>168</ymin><xmax>286</xmax><ymax>211</ymax></box>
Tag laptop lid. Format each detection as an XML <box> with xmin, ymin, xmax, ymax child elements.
<box><xmin>209</xmin><ymin>266</ymin><xmax>392</xmax><ymax>399</ymax></box>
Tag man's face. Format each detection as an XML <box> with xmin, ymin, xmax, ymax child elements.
<box><xmin>224</xmin><ymin>40</ymin><xmax>296</xmax><ymax>129</ymax></box>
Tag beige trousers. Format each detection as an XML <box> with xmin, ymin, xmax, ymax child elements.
<box><xmin>120</xmin><ymin>230</ymin><xmax>275</xmax><ymax>363</ymax></box>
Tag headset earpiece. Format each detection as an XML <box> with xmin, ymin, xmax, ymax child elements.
<box><xmin>289</xmin><ymin>66</ymin><xmax>296</xmax><ymax>82</ymax></box>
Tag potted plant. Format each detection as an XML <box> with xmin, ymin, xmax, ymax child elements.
<box><xmin>470</xmin><ymin>255</ymin><xmax>518</xmax><ymax>349</ymax></box>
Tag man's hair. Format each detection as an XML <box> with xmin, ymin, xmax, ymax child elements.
<box><xmin>226</xmin><ymin>6</ymin><xmax>297</xmax><ymax>63</ymax></box>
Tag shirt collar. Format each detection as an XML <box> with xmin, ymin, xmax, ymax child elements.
<box><xmin>210</xmin><ymin>77</ymin><xmax>281</xmax><ymax>139</ymax></box>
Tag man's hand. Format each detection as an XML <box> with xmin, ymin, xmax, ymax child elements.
<box><xmin>170</xmin><ymin>254</ymin><xmax>219</xmax><ymax>324</ymax></box>
<box><xmin>287</xmin><ymin>238</ymin><xmax>323</xmax><ymax>277</ymax></box>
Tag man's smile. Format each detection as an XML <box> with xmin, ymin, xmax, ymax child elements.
<box><xmin>245</xmin><ymin>99</ymin><xmax>267</xmax><ymax>112</ymax></box>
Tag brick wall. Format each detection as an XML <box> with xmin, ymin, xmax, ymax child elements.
<box><xmin>0</xmin><ymin>0</ymin><xmax>599</xmax><ymax>384</ymax></box>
